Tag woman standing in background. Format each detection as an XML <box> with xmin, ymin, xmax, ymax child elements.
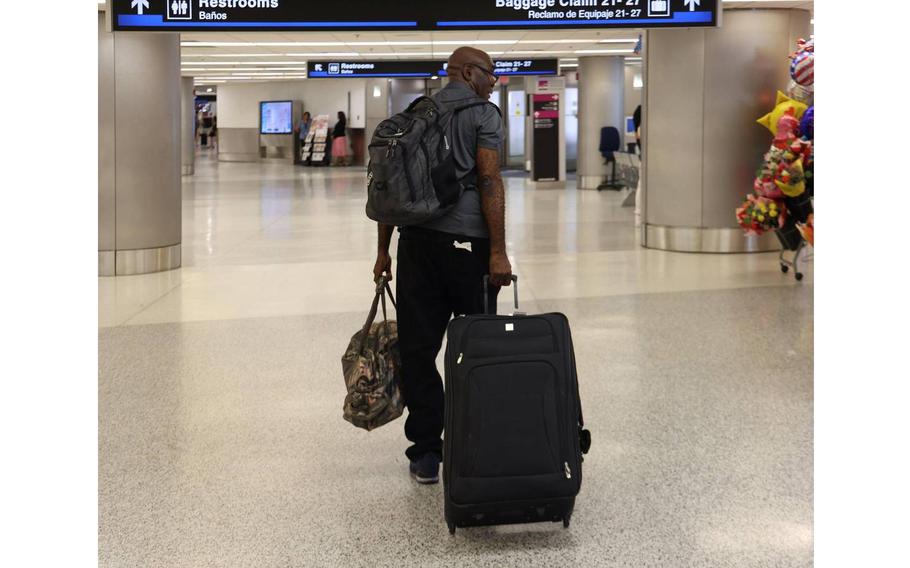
<box><xmin>331</xmin><ymin>111</ymin><xmax>349</xmax><ymax>166</ymax></box>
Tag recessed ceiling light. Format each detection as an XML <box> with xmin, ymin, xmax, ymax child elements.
<box><xmin>574</xmin><ymin>49</ymin><xmax>635</xmax><ymax>54</ymax></box>
<box><xmin>183</xmin><ymin>67</ymin><xmax>309</xmax><ymax>70</ymax></box>
<box><xmin>181</xmin><ymin>53</ymin><xmax>294</xmax><ymax>58</ymax></box>
<box><xmin>181</xmin><ymin>61</ymin><xmax>307</xmax><ymax>66</ymax></box>
<box><xmin>180</xmin><ymin>38</ymin><xmax>637</xmax><ymax>48</ymax></box>
<box><xmin>181</xmin><ymin>49</ymin><xmax>355</xmax><ymax>57</ymax></box>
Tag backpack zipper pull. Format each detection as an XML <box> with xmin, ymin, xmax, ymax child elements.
<box><xmin>564</xmin><ymin>462</ymin><xmax>572</xmax><ymax>479</ymax></box>
<box><xmin>457</xmin><ymin>353</ymin><xmax>463</xmax><ymax>364</ymax></box>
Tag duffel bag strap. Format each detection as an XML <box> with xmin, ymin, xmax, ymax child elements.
<box><xmin>377</xmin><ymin>275</ymin><xmax>397</xmax><ymax>311</ymax></box>
<box><xmin>361</xmin><ymin>273</ymin><xmax>396</xmax><ymax>341</ymax></box>
<box><xmin>361</xmin><ymin>287</ymin><xmax>384</xmax><ymax>339</ymax></box>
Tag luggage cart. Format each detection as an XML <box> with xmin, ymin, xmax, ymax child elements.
<box><xmin>778</xmin><ymin>239</ymin><xmax>807</xmax><ymax>281</ymax></box>
<box><xmin>776</xmin><ymin>194</ymin><xmax>813</xmax><ymax>281</ymax></box>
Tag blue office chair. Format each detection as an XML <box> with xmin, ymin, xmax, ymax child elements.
<box><xmin>597</xmin><ymin>126</ymin><xmax>623</xmax><ymax>191</ymax></box>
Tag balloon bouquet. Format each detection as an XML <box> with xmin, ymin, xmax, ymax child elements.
<box><xmin>736</xmin><ymin>38</ymin><xmax>814</xmax><ymax>276</ymax></box>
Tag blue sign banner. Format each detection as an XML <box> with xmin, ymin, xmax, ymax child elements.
<box><xmin>306</xmin><ymin>60</ymin><xmax>559</xmax><ymax>79</ymax></box>
<box><xmin>112</xmin><ymin>0</ymin><xmax>719</xmax><ymax>32</ymax></box>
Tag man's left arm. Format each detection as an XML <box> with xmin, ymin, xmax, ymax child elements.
<box><xmin>476</xmin><ymin>106</ymin><xmax>511</xmax><ymax>287</ymax></box>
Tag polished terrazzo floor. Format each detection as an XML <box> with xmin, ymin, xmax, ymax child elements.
<box><xmin>99</xmin><ymin>150</ymin><xmax>813</xmax><ymax>567</ymax></box>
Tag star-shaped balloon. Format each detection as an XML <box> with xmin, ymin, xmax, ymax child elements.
<box><xmin>757</xmin><ymin>91</ymin><xmax>809</xmax><ymax>136</ymax></box>
<box><xmin>775</xmin><ymin>158</ymin><xmax>806</xmax><ymax>197</ymax></box>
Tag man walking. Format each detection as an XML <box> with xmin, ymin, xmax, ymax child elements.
<box><xmin>372</xmin><ymin>47</ymin><xmax>513</xmax><ymax>484</ymax></box>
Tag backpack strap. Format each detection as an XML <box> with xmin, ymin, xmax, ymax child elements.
<box><xmin>439</xmin><ymin>96</ymin><xmax>499</xmax><ymax>116</ymax></box>
<box><xmin>439</xmin><ymin>97</ymin><xmax>502</xmax><ymax>189</ymax></box>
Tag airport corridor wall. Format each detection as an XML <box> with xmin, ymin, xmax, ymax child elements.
<box><xmin>216</xmin><ymin>79</ymin><xmax>368</xmax><ymax>162</ymax></box>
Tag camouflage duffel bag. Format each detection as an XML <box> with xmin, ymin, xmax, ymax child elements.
<box><xmin>341</xmin><ymin>276</ymin><xmax>404</xmax><ymax>431</ymax></box>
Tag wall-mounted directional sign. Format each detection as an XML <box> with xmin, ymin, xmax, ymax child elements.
<box><xmin>307</xmin><ymin>60</ymin><xmax>559</xmax><ymax>79</ymax></box>
<box><xmin>112</xmin><ymin>0</ymin><xmax>720</xmax><ymax>32</ymax></box>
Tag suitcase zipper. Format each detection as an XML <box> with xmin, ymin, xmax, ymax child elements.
<box><xmin>564</xmin><ymin>462</ymin><xmax>572</xmax><ymax>479</ymax></box>
<box><xmin>457</xmin><ymin>353</ymin><xmax>463</xmax><ymax>364</ymax></box>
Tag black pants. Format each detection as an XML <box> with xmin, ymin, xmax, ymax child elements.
<box><xmin>396</xmin><ymin>227</ymin><xmax>499</xmax><ymax>461</ymax></box>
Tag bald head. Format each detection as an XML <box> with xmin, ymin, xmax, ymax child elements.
<box><xmin>448</xmin><ymin>47</ymin><xmax>493</xmax><ymax>71</ymax></box>
<box><xmin>447</xmin><ymin>47</ymin><xmax>497</xmax><ymax>100</ymax></box>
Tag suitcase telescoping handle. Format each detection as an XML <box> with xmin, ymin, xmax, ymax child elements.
<box><xmin>482</xmin><ymin>274</ymin><xmax>521</xmax><ymax>316</ymax></box>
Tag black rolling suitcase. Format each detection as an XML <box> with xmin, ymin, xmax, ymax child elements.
<box><xmin>443</xmin><ymin>276</ymin><xmax>591</xmax><ymax>534</ymax></box>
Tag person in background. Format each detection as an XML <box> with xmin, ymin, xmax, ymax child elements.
<box><xmin>372</xmin><ymin>46</ymin><xmax>512</xmax><ymax>484</ymax></box>
<box><xmin>201</xmin><ymin>113</ymin><xmax>214</xmax><ymax>149</ymax></box>
<box><xmin>331</xmin><ymin>111</ymin><xmax>349</xmax><ymax>166</ymax></box>
<box><xmin>294</xmin><ymin>111</ymin><xmax>312</xmax><ymax>164</ymax></box>
<box><xmin>195</xmin><ymin>111</ymin><xmax>205</xmax><ymax>148</ymax></box>
<box><xmin>633</xmin><ymin>104</ymin><xmax>643</xmax><ymax>229</ymax></box>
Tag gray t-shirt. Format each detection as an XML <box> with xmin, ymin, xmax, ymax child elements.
<box><xmin>417</xmin><ymin>82</ymin><xmax>504</xmax><ymax>239</ymax></box>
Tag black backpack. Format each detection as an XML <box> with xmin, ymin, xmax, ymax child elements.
<box><xmin>365</xmin><ymin>95</ymin><xmax>494</xmax><ymax>226</ymax></box>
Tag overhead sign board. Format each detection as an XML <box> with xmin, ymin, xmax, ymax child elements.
<box><xmin>307</xmin><ymin>60</ymin><xmax>559</xmax><ymax>79</ymax></box>
<box><xmin>308</xmin><ymin>61</ymin><xmax>442</xmax><ymax>79</ymax></box>
<box><xmin>112</xmin><ymin>0</ymin><xmax>719</xmax><ymax>32</ymax></box>
<box><xmin>493</xmin><ymin>60</ymin><xmax>559</xmax><ymax>76</ymax></box>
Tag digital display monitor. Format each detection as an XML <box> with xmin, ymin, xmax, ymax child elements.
<box><xmin>260</xmin><ymin>101</ymin><xmax>293</xmax><ymax>135</ymax></box>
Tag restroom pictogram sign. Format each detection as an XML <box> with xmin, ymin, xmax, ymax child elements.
<box><xmin>167</xmin><ymin>0</ymin><xmax>192</xmax><ymax>20</ymax></box>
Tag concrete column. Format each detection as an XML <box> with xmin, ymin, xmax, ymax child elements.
<box><xmin>389</xmin><ymin>78</ymin><xmax>426</xmax><ymax>115</ymax></box>
<box><xmin>98</xmin><ymin>12</ymin><xmax>181</xmax><ymax>276</ymax></box>
<box><xmin>365</xmin><ymin>78</ymin><xmax>390</xmax><ymax>143</ymax></box>
<box><xmin>577</xmin><ymin>56</ymin><xmax>624</xmax><ymax>190</ymax></box>
<box><xmin>181</xmin><ymin>77</ymin><xmax>195</xmax><ymax>176</ymax></box>
<box><xmin>624</xmin><ymin>63</ymin><xmax>642</xmax><ymax>121</ymax></box>
<box><xmin>642</xmin><ymin>9</ymin><xmax>811</xmax><ymax>252</ymax></box>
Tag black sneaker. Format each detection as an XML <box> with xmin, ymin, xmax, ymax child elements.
<box><xmin>409</xmin><ymin>453</ymin><xmax>441</xmax><ymax>484</ymax></box>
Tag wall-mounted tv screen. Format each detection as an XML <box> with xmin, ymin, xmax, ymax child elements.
<box><xmin>260</xmin><ymin>101</ymin><xmax>293</xmax><ymax>135</ymax></box>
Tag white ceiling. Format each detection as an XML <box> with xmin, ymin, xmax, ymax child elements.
<box><xmin>130</xmin><ymin>0</ymin><xmax>812</xmax><ymax>85</ymax></box>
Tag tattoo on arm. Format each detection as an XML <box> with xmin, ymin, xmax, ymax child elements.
<box><xmin>478</xmin><ymin>174</ymin><xmax>496</xmax><ymax>192</ymax></box>
<box><xmin>476</xmin><ymin>147</ymin><xmax>506</xmax><ymax>255</ymax></box>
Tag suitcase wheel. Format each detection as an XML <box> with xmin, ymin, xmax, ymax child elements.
<box><xmin>563</xmin><ymin>515</ymin><xmax>571</xmax><ymax>529</ymax></box>
<box><xmin>447</xmin><ymin>522</ymin><xmax>456</xmax><ymax>535</ymax></box>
